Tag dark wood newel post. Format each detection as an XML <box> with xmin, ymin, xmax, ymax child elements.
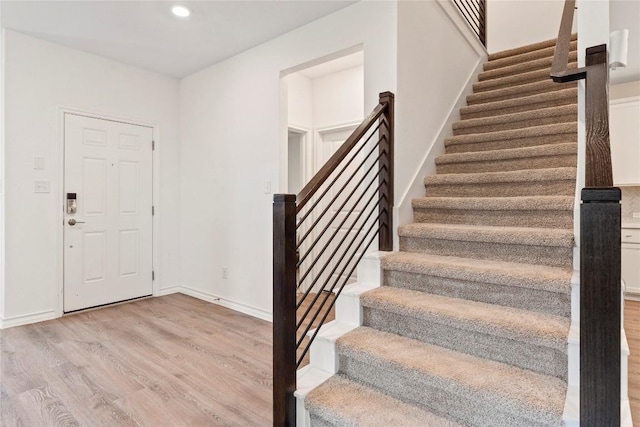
<box><xmin>273</xmin><ymin>194</ymin><xmax>297</xmax><ymax>427</ymax></box>
<box><xmin>584</xmin><ymin>45</ymin><xmax>613</xmax><ymax>188</ymax></box>
<box><xmin>378</xmin><ymin>91</ymin><xmax>394</xmax><ymax>251</ymax></box>
<box><xmin>580</xmin><ymin>188</ymin><xmax>621</xmax><ymax>426</ymax></box>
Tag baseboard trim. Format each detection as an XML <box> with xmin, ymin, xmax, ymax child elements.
<box><xmin>0</xmin><ymin>288</ymin><xmax>273</xmax><ymax>328</ymax></box>
<box><xmin>157</xmin><ymin>286</ymin><xmax>182</xmax><ymax>296</ymax></box>
<box><xmin>0</xmin><ymin>309</ymin><xmax>57</xmax><ymax>329</ymax></box>
<box><xmin>179</xmin><ymin>286</ymin><xmax>273</xmax><ymax>322</ymax></box>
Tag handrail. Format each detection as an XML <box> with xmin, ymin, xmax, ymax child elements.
<box><xmin>273</xmin><ymin>91</ymin><xmax>394</xmax><ymax>427</ymax></box>
<box><xmin>550</xmin><ymin>0</ymin><xmax>612</xmax><ymax>187</ymax></box>
<box><xmin>551</xmin><ymin>2</ymin><xmax>621</xmax><ymax>426</ymax></box>
<box><xmin>550</xmin><ymin>0</ymin><xmax>576</xmax><ymax>77</ymax></box>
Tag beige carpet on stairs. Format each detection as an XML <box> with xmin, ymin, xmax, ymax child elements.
<box><xmin>305</xmin><ymin>35</ymin><xmax>578</xmax><ymax>427</ymax></box>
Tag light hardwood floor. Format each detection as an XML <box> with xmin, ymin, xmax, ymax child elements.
<box><xmin>1</xmin><ymin>294</ymin><xmax>273</xmax><ymax>426</ymax></box>
<box><xmin>2</xmin><ymin>293</ymin><xmax>638</xmax><ymax>426</ymax></box>
<box><xmin>625</xmin><ymin>299</ymin><xmax>640</xmax><ymax>424</ymax></box>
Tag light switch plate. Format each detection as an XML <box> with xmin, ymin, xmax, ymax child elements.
<box><xmin>34</xmin><ymin>180</ymin><xmax>50</xmax><ymax>193</ymax></box>
<box><xmin>34</xmin><ymin>157</ymin><xmax>45</xmax><ymax>170</ymax></box>
<box><xmin>633</xmin><ymin>212</ymin><xmax>640</xmax><ymax>219</ymax></box>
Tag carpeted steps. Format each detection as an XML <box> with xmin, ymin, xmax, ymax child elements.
<box><xmin>460</xmin><ymin>87</ymin><xmax>578</xmax><ymax>120</ymax></box>
<box><xmin>445</xmin><ymin>122</ymin><xmax>577</xmax><ymax>153</ymax></box>
<box><xmin>423</xmin><ymin>167</ymin><xmax>576</xmax><ymax>197</ymax></box>
<box><xmin>398</xmin><ymin>223</ymin><xmax>574</xmax><ymax>268</ymax></box>
<box><xmin>305</xmin><ymin>35</ymin><xmax>577</xmax><ymax>426</ymax></box>
<box><xmin>452</xmin><ymin>104</ymin><xmax>577</xmax><ymax>135</ymax></box>
<box><xmin>436</xmin><ymin>142</ymin><xmax>577</xmax><ymax>173</ymax></box>
<box><xmin>381</xmin><ymin>252</ymin><xmax>572</xmax><ymax>317</ymax></box>
<box><xmin>411</xmin><ymin>195</ymin><xmax>574</xmax><ymax>228</ymax></box>
<box><xmin>335</xmin><ymin>328</ymin><xmax>567</xmax><ymax>427</ymax></box>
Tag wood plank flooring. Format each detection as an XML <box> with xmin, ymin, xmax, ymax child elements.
<box><xmin>625</xmin><ymin>299</ymin><xmax>640</xmax><ymax>424</ymax></box>
<box><xmin>3</xmin><ymin>293</ymin><xmax>638</xmax><ymax>426</ymax></box>
<box><xmin>1</xmin><ymin>294</ymin><xmax>273</xmax><ymax>426</ymax></box>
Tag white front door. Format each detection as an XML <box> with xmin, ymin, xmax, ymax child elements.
<box><xmin>63</xmin><ymin>114</ymin><xmax>153</xmax><ymax>312</ymax></box>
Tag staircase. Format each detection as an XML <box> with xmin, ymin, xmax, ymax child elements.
<box><xmin>301</xmin><ymin>37</ymin><xmax>585</xmax><ymax>426</ymax></box>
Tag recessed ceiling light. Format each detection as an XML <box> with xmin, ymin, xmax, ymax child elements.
<box><xmin>171</xmin><ymin>5</ymin><xmax>191</xmax><ymax>18</ymax></box>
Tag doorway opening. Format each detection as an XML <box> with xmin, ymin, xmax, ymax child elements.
<box><xmin>282</xmin><ymin>50</ymin><xmax>365</xmax><ymax>293</ymax></box>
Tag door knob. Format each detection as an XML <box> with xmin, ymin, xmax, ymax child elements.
<box><xmin>68</xmin><ymin>218</ymin><xmax>86</xmax><ymax>226</ymax></box>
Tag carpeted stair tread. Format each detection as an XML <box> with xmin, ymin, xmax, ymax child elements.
<box><xmin>460</xmin><ymin>88</ymin><xmax>577</xmax><ymax>120</ymax></box>
<box><xmin>382</xmin><ymin>252</ymin><xmax>572</xmax><ymax>295</ymax></box>
<box><xmin>467</xmin><ymin>79</ymin><xmax>577</xmax><ymax>105</ymax></box>
<box><xmin>452</xmin><ymin>104</ymin><xmax>576</xmax><ymax>135</ymax></box>
<box><xmin>398</xmin><ymin>222</ymin><xmax>573</xmax><ymax>248</ymax></box>
<box><xmin>424</xmin><ymin>167</ymin><xmax>576</xmax><ymax>185</ymax></box>
<box><xmin>361</xmin><ymin>287</ymin><xmax>569</xmax><ymax>351</ymax></box>
<box><xmin>473</xmin><ymin>63</ymin><xmax>577</xmax><ymax>93</ymax></box>
<box><xmin>445</xmin><ymin>123</ymin><xmax>577</xmax><ymax>153</ymax></box>
<box><xmin>436</xmin><ymin>142</ymin><xmax>577</xmax><ymax>171</ymax></box>
<box><xmin>488</xmin><ymin>34</ymin><xmax>577</xmax><ymax>61</ymax></box>
<box><xmin>336</xmin><ymin>327</ymin><xmax>567</xmax><ymax>425</ymax></box>
<box><xmin>483</xmin><ymin>39</ymin><xmax>578</xmax><ymax>72</ymax></box>
<box><xmin>412</xmin><ymin>195</ymin><xmax>573</xmax><ymax>211</ymax></box>
<box><xmin>305</xmin><ymin>374</ymin><xmax>462</xmax><ymax>427</ymax></box>
<box><xmin>479</xmin><ymin>51</ymin><xmax>578</xmax><ymax>82</ymax></box>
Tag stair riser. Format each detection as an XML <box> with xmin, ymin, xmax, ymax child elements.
<box><xmin>308</xmin><ymin>415</ymin><xmax>332</xmax><ymax>427</ymax></box>
<box><xmin>338</xmin><ymin>355</ymin><xmax>560</xmax><ymax>427</ymax></box>
<box><xmin>412</xmin><ymin>208</ymin><xmax>573</xmax><ymax>229</ymax></box>
<box><xmin>479</xmin><ymin>52</ymin><xmax>578</xmax><ymax>82</ymax></box>
<box><xmin>467</xmin><ymin>81</ymin><xmax>576</xmax><ymax>106</ymax></box>
<box><xmin>436</xmin><ymin>154</ymin><xmax>577</xmax><ymax>174</ymax></box>
<box><xmin>363</xmin><ymin>308</ymin><xmax>568</xmax><ymax>379</ymax></box>
<box><xmin>384</xmin><ymin>269</ymin><xmax>571</xmax><ymax>317</ymax></box>
<box><xmin>489</xmin><ymin>35</ymin><xmax>576</xmax><ymax>61</ymax></box>
<box><xmin>474</xmin><ymin>64</ymin><xmax>577</xmax><ymax>94</ymax></box>
<box><xmin>453</xmin><ymin>113</ymin><xmax>576</xmax><ymax>136</ymax></box>
<box><xmin>399</xmin><ymin>237</ymin><xmax>573</xmax><ymax>268</ymax></box>
<box><xmin>460</xmin><ymin>95</ymin><xmax>576</xmax><ymax>120</ymax></box>
<box><xmin>483</xmin><ymin>40</ymin><xmax>578</xmax><ymax>71</ymax></box>
<box><xmin>425</xmin><ymin>180</ymin><xmax>576</xmax><ymax>198</ymax></box>
<box><xmin>446</xmin><ymin>133</ymin><xmax>577</xmax><ymax>154</ymax></box>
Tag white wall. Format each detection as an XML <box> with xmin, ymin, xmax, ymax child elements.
<box><xmin>287</xmin><ymin>73</ymin><xmax>313</xmax><ymax>131</ymax></box>
<box><xmin>487</xmin><ymin>0</ymin><xmax>566</xmax><ymax>53</ymax></box>
<box><xmin>395</xmin><ymin>0</ymin><xmax>487</xmax><ymax>236</ymax></box>
<box><xmin>312</xmin><ymin>65</ymin><xmax>364</xmax><ymax>129</ymax></box>
<box><xmin>179</xmin><ymin>1</ymin><xmax>396</xmax><ymax>320</ymax></box>
<box><xmin>611</xmin><ymin>80</ymin><xmax>640</xmax><ymax>99</ymax></box>
<box><xmin>2</xmin><ymin>30</ymin><xmax>181</xmax><ymax>326</ymax></box>
<box><xmin>0</xmin><ymin>7</ymin><xmax>5</xmax><ymax>321</ymax></box>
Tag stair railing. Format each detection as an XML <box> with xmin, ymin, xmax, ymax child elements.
<box><xmin>453</xmin><ymin>0</ymin><xmax>487</xmax><ymax>46</ymax></box>
<box><xmin>273</xmin><ymin>91</ymin><xmax>394</xmax><ymax>426</ymax></box>
<box><xmin>551</xmin><ymin>1</ymin><xmax>621</xmax><ymax>426</ymax></box>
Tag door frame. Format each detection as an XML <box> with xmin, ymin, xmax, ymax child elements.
<box><xmin>55</xmin><ymin>106</ymin><xmax>159</xmax><ymax>317</ymax></box>
<box><xmin>287</xmin><ymin>125</ymin><xmax>312</xmax><ymax>194</ymax></box>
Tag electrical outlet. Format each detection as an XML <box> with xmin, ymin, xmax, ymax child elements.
<box><xmin>222</xmin><ymin>267</ymin><xmax>228</xmax><ymax>279</ymax></box>
<box><xmin>633</xmin><ymin>212</ymin><xmax>640</xmax><ymax>219</ymax></box>
<box><xmin>264</xmin><ymin>181</ymin><xmax>271</xmax><ymax>194</ymax></box>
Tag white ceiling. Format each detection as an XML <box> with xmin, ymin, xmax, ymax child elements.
<box><xmin>0</xmin><ymin>1</ymin><xmax>637</xmax><ymax>83</ymax></box>
<box><xmin>0</xmin><ymin>0</ymin><xmax>357</xmax><ymax>79</ymax></box>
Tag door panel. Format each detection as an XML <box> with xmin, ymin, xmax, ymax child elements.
<box><xmin>312</xmin><ymin>127</ymin><xmax>370</xmax><ymax>292</ymax></box>
<box><xmin>64</xmin><ymin>114</ymin><xmax>153</xmax><ymax>312</ymax></box>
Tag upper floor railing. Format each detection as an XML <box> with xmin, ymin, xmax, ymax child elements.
<box><xmin>453</xmin><ymin>0</ymin><xmax>487</xmax><ymax>46</ymax></box>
